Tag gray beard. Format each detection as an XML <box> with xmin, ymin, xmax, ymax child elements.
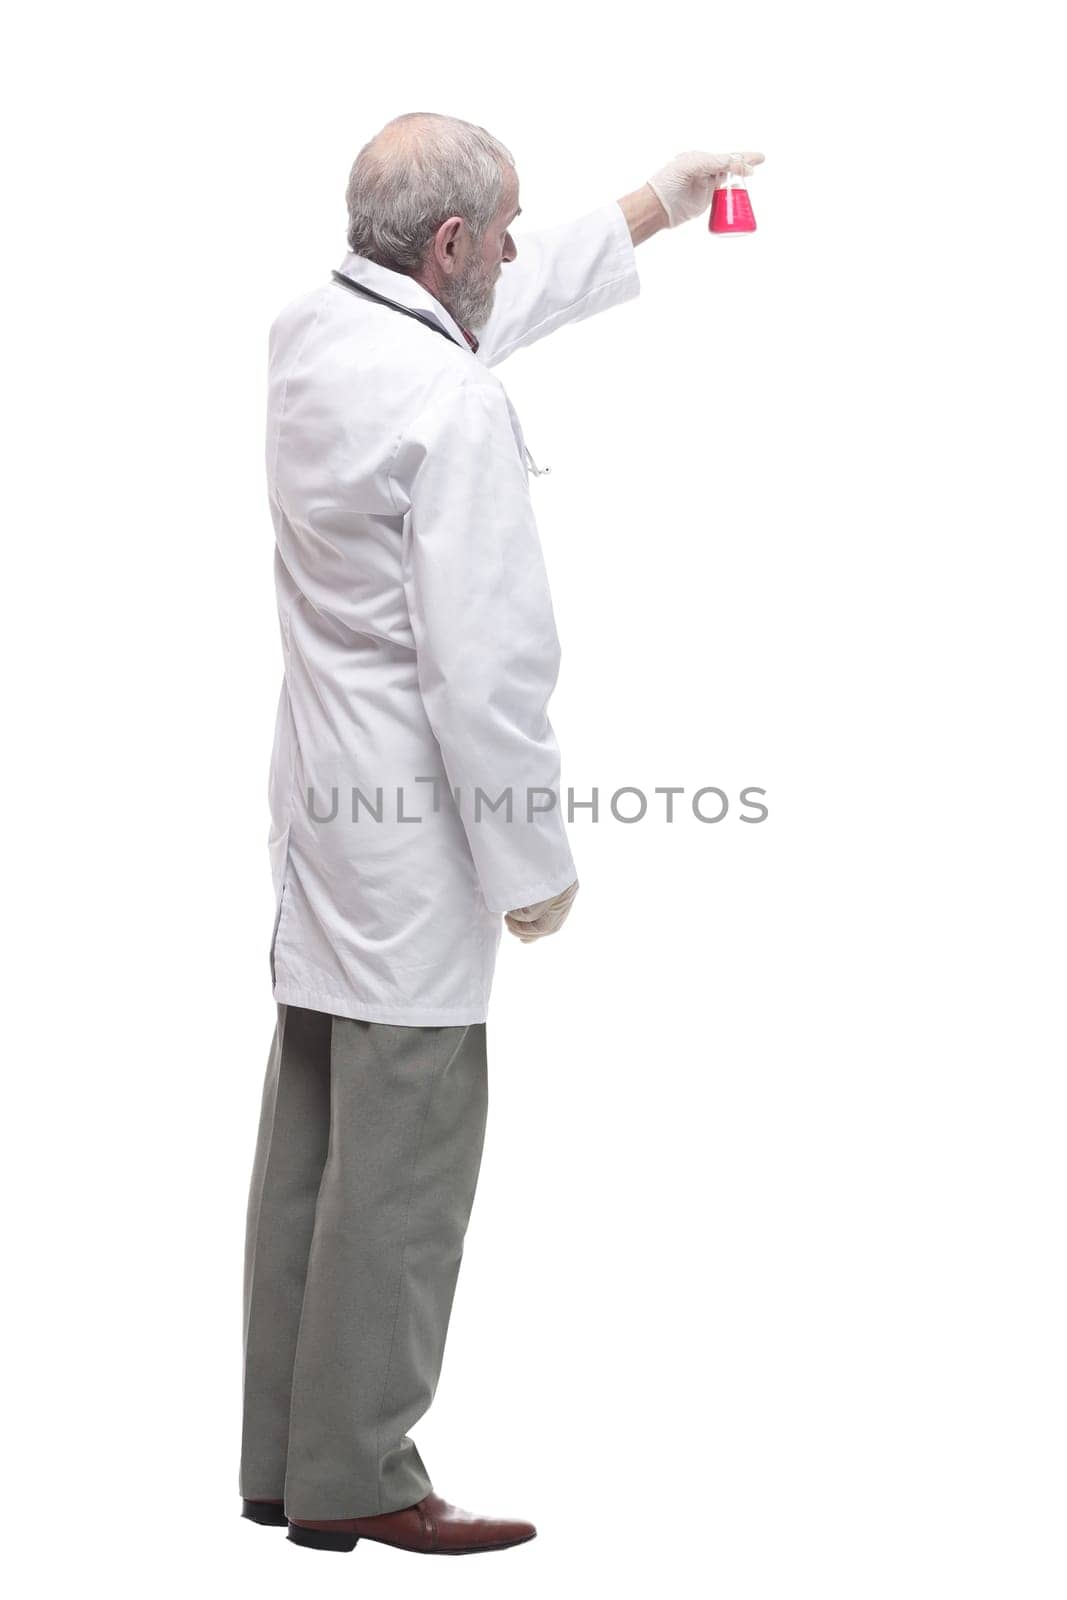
<box><xmin>440</xmin><ymin>259</ymin><xmax>497</xmax><ymax>333</ymax></box>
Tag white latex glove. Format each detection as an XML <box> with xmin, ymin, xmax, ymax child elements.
<box><xmin>647</xmin><ymin>150</ymin><xmax>765</xmax><ymax>228</ymax></box>
<box><xmin>505</xmin><ymin>880</ymin><xmax>579</xmax><ymax>944</ymax></box>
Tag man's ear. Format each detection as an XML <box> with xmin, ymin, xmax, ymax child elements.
<box><xmin>434</xmin><ymin>216</ymin><xmax>465</xmax><ymax>270</ymax></box>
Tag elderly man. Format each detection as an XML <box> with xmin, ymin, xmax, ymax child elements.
<box><xmin>239</xmin><ymin>111</ymin><xmax>763</xmax><ymax>1557</ymax></box>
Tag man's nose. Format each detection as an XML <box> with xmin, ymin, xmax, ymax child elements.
<box><xmin>502</xmin><ymin>233</ymin><xmax>518</xmax><ymax>264</ymax></box>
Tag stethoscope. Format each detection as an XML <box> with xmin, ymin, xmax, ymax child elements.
<box><xmin>330</xmin><ymin>269</ymin><xmax>551</xmax><ymax>476</ymax></box>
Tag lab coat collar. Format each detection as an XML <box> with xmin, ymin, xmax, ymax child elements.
<box><xmin>333</xmin><ymin>250</ymin><xmax>479</xmax><ymax>353</ymax></box>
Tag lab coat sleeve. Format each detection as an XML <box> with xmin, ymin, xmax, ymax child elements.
<box><xmin>394</xmin><ymin>379</ymin><xmax>577</xmax><ymax>916</ymax></box>
<box><xmin>474</xmin><ymin>199</ymin><xmax>641</xmax><ymax>369</ymax></box>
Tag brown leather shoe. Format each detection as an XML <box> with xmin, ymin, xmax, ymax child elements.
<box><xmin>287</xmin><ymin>1491</ymin><xmax>537</xmax><ymax>1554</ymax></box>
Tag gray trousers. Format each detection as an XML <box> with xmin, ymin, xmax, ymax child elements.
<box><xmin>239</xmin><ymin>1002</ymin><xmax>489</xmax><ymax>1520</ymax></box>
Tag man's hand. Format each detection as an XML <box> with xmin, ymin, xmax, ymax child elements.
<box><xmin>647</xmin><ymin>150</ymin><xmax>765</xmax><ymax>228</ymax></box>
<box><xmin>505</xmin><ymin>880</ymin><xmax>579</xmax><ymax>943</ymax></box>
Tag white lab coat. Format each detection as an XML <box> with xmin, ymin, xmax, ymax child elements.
<box><xmin>265</xmin><ymin>199</ymin><xmax>640</xmax><ymax>1023</ymax></box>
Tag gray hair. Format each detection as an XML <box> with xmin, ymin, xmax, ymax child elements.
<box><xmin>345</xmin><ymin>111</ymin><xmax>515</xmax><ymax>271</ymax></box>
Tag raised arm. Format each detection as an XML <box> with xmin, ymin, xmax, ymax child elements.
<box><xmin>474</xmin><ymin>199</ymin><xmax>641</xmax><ymax>369</ymax></box>
<box><xmin>474</xmin><ymin>153</ymin><xmax>765</xmax><ymax>368</ymax></box>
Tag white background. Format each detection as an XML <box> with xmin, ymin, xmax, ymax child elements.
<box><xmin>5</xmin><ymin>2</ymin><xmax>1064</xmax><ymax>1595</ymax></box>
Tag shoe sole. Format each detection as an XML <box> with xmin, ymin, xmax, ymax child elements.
<box><xmin>287</xmin><ymin>1523</ymin><xmax>537</xmax><ymax>1554</ymax></box>
<box><xmin>241</xmin><ymin>1499</ymin><xmax>287</xmax><ymax>1527</ymax></box>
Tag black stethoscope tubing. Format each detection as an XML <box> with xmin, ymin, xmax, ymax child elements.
<box><xmin>330</xmin><ymin>270</ymin><xmax>462</xmax><ymax>348</ymax></box>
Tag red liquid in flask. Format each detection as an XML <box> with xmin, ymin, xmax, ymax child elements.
<box><xmin>709</xmin><ymin>183</ymin><xmax>757</xmax><ymax>233</ymax></box>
